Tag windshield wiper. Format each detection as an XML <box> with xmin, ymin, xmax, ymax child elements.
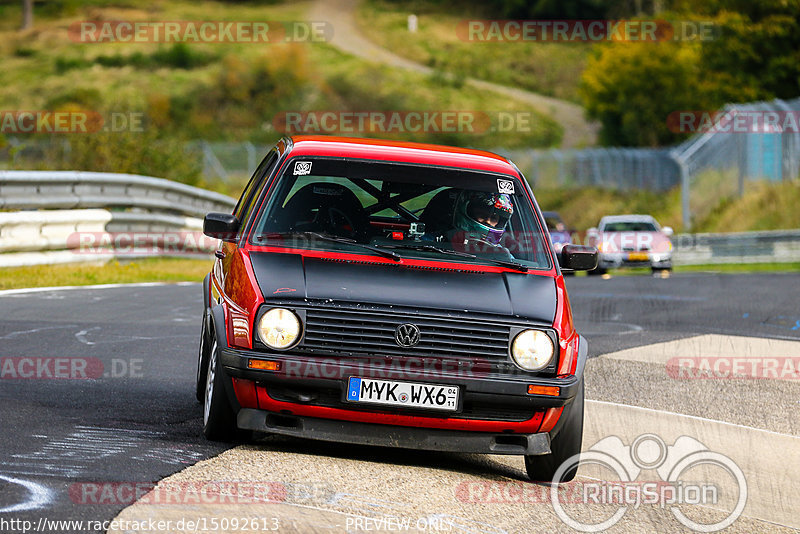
<box><xmin>377</xmin><ymin>243</ymin><xmax>528</xmax><ymax>272</ymax></box>
<box><xmin>256</xmin><ymin>231</ymin><xmax>401</xmax><ymax>262</ymax></box>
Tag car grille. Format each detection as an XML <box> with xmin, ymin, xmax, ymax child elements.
<box><xmin>256</xmin><ymin>299</ymin><xmax>556</xmax><ymax>375</ymax></box>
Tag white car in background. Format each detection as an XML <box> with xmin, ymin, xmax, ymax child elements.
<box><xmin>586</xmin><ymin>215</ymin><xmax>673</xmax><ymax>274</ymax></box>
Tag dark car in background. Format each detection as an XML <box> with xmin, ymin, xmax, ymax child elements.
<box><xmin>542</xmin><ymin>211</ymin><xmax>574</xmax><ymax>253</ymax></box>
<box><xmin>197</xmin><ymin>136</ymin><xmax>597</xmax><ymax>482</ymax></box>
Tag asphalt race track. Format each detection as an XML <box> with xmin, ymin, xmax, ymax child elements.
<box><xmin>1</xmin><ymin>272</ymin><xmax>798</xmax><ymax>533</ymax></box>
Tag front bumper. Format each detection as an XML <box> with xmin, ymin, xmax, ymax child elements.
<box><xmin>221</xmin><ymin>347</ymin><xmax>581</xmax><ymax>407</ymax></box>
<box><xmin>238</xmin><ymin>409</ymin><xmax>552</xmax><ymax>455</ymax></box>
<box><xmin>598</xmin><ymin>251</ymin><xmax>672</xmax><ymax>269</ymax></box>
<box><xmin>219</xmin><ymin>346</ymin><xmax>582</xmax><ymax>435</ymax></box>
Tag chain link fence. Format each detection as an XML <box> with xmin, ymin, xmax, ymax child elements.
<box><xmin>496</xmin><ymin>147</ymin><xmax>680</xmax><ymax>192</ymax></box>
<box><xmin>671</xmin><ymin>97</ymin><xmax>800</xmax><ymax>229</ymax></box>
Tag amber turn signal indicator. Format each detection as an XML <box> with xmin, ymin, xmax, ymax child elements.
<box><xmin>248</xmin><ymin>359</ymin><xmax>280</xmax><ymax>371</ymax></box>
<box><xmin>528</xmin><ymin>385</ymin><xmax>560</xmax><ymax>396</ymax></box>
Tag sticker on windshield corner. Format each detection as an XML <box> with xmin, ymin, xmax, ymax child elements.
<box><xmin>294</xmin><ymin>161</ymin><xmax>312</xmax><ymax>175</ymax></box>
<box><xmin>497</xmin><ymin>179</ymin><xmax>515</xmax><ymax>194</ymax></box>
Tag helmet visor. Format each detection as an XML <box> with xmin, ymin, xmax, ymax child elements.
<box><xmin>467</xmin><ymin>199</ymin><xmax>512</xmax><ymax>230</ymax></box>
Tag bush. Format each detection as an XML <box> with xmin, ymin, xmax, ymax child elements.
<box><xmin>579</xmin><ymin>41</ymin><xmax>711</xmax><ymax>147</ymax></box>
<box><xmin>66</xmin><ymin>128</ymin><xmax>202</xmax><ymax>185</ymax></box>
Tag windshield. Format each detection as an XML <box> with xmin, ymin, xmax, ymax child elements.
<box><xmin>603</xmin><ymin>221</ymin><xmax>658</xmax><ymax>232</ymax></box>
<box><xmin>249</xmin><ymin>157</ymin><xmax>552</xmax><ymax>270</ymax></box>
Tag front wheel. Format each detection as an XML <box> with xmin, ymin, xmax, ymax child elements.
<box><xmin>202</xmin><ymin>339</ymin><xmax>240</xmax><ymax>441</ymax></box>
<box><xmin>525</xmin><ymin>378</ymin><xmax>584</xmax><ymax>483</ymax></box>
<box><xmin>195</xmin><ymin>321</ymin><xmax>210</xmax><ymax>402</ymax></box>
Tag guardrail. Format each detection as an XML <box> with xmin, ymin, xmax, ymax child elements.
<box><xmin>0</xmin><ymin>209</ymin><xmax>217</xmax><ymax>268</ymax></box>
<box><xmin>0</xmin><ymin>170</ymin><xmax>236</xmax><ymax>218</ymax></box>
<box><xmin>0</xmin><ymin>171</ymin><xmax>236</xmax><ymax>267</ymax></box>
<box><xmin>673</xmin><ymin>230</ymin><xmax>800</xmax><ymax>266</ymax></box>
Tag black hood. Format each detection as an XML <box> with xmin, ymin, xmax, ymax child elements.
<box><xmin>249</xmin><ymin>252</ymin><xmax>557</xmax><ymax>324</ymax></box>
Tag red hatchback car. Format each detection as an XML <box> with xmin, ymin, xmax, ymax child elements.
<box><xmin>197</xmin><ymin>136</ymin><xmax>597</xmax><ymax>482</ymax></box>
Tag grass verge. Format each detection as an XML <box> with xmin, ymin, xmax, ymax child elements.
<box><xmin>355</xmin><ymin>0</ymin><xmax>590</xmax><ymax>102</ymax></box>
<box><xmin>0</xmin><ymin>257</ymin><xmax>212</xmax><ymax>290</ymax></box>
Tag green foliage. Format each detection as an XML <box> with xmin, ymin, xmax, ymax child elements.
<box><xmin>580</xmin><ymin>42</ymin><xmax>711</xmax><ymax>147</ymax></box>
<box><xmin>698</xmin><ymin>8</ymin><xmax>800</xmax><ymax>101</ymax></box>
<box><xmin>66</xmin><ymin>128</ymin><xmax>202</xmax><ymax>185</ymax></box>
<box><xmin>13</xmin><ymin>46</ymin><xmax>37</xmax><ymax>57</ymax></box>
<box><xmin>44</xmin><ymin>88</ymin><xmax>103</xmax><ymax>110</ymax></box>
<box><xmin>55</xmin><ymin>44</ymin><xmax>218</xmax><ymax>74</ymax></box>
<box><xmin>580</xmin><ymin>0</ymin><xmax>800</xmax><ymax>146</ymax></box>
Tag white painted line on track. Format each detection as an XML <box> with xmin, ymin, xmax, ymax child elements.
<box><xmin>0</xmin><ymin>281</ymin><xmax>198</xmax><ymax>297</ymax></box>
<box><xmin>587</xmin><ymin>399</ymin><xmax>800</xmax><ymax>439</ymax></box>
<box><xmin>584</xmin><ymin>399</ymin><xmax>800</xmax><ymax>529</ymax></box>
<box><xmin>0</xmin><ymin>474</ymin><xmax>53</xmax><ymax>513</ymax></box>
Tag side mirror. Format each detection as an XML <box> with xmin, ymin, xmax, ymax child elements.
<box><xmin>662</xmin><ymin>226</ymin><xmax>674</xmax><ymax>237</ymax></box>
<box><xmin>203</xmin><ymin>213</ymin><xmax>240</xmax><ymax>242</ymax></box>
<box><xmin>560</xmin><ymin>244</ymin><xmax>598</xmax><ymax>271</ymax></box>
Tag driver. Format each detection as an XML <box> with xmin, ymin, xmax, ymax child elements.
<box><xmin>450</xmin><ymin>191</ymin><xmax>515</xmax><ymax>256</ymax></box>
<box><xmin>454</xmin><ymin>191</ymin><xmax>513</xmax><ymax>242</ymax></box>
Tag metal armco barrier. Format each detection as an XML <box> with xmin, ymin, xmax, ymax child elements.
<box><xmin>673</xmin><ymin>230</ymin><xmax>800</xmax><ymax>265</ymax></box>
<box><xmin>0</xmin><ymin>170</ymin><xmax>235</xmax><ymax>218</ymax></box>
<box><xmin>0</xmin><ymin>209</ymin><xmax>216</xmax><ymax>268</ymax></box>
<box><xmin>0</xmin><ymin>171</ymin><xmax>235</xmax><ymax>267</ymax></box>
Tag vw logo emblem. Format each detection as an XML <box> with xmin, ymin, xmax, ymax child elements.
<box><xmin>395</xmin><ymin>323</ymin><xmax>420</xmax><ymax>347</ymax></box>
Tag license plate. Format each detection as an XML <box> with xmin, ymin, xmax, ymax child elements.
<box><xmin>628</xmin><ymin>252</ymin><xmax>649</xmax><ymax>261</ymax></box>
<box><xmin>346</xmin><ymin>377</ymin><xmax>459</xmax><ymax>412</ymax></box>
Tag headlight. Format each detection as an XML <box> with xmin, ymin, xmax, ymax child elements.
<box><xmin>257</xmin><ymin>308</ymin><xmax>301</xmax><ymax>350</ymax></box>
<box><xmin>511</xmin><ymin>330</ymin><xmax>555</xmax><ymax>371</ymax></box>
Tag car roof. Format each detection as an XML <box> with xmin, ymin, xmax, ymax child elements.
<box><xmin>287</xmin><ymin>136</ymin><xmax>520</xmax><ymax>176</ymax></box>
<box><xmin>600</xmin><ymin>214</ymin><xmax>657</xmax><ymax>223</ymax></box>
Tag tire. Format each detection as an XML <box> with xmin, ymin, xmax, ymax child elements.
<box><xmin>651</xmin><ymin>267</ymin><xmax>672</xmax><ymax>274</ymax></box>
<box><xmin>587</xmin><ymin>267</ymin><xmax>606</xmax><ymax>275</ymax></box>
<box><xmin>202</xmin><ymin>338</ymin><xmax>241</xmax><ymax>441</ymax></box>
<box><xmin>525</xmin><ymin>378</ymin><xmax>584</xmax><ymax>483</ymax></box>
<box><xmin>195</xmin><ymin>320</ymin><xmax>210</xmax><ymax>403</ymax></box>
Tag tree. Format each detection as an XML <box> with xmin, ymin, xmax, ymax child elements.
<box><xmin>579</xmin><ymin>42</ymin><xmax>712</xmax><ymax>146</ymax></box>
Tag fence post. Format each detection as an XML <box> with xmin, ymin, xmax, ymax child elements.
<box><xmin>245</xmin><ymin>142</ymin><xmax>257</xmax><ymax>175</ymax></box>
<box><xmin>671</xmin><ymin>151</ymin><xmax>691</xmax><ymax>231</ymax></box>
